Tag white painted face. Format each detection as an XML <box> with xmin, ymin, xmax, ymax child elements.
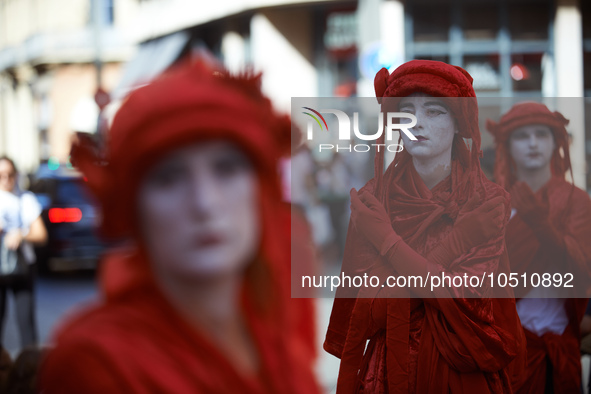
<box><xmin>137</xmin><ymin>140</ymin><xmax>260</xmax><ymax>281</ymax></box>
<box><xmin>398</xmin><ymin>92</ymin><xmax>458</xmax><ymax>163</ymax></box>
<box><xmin>508</xmin><ymin>124</ymin><xmax>555</xmax><ymax>172</ymax></box>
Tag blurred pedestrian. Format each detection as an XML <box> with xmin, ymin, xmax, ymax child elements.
<box><xmin>487</xmin><ymin>102</ymin><xmax>591</xmax><ymax>393</ymax></box>
<box><xmin>326</xmin><ymin>152</ymin><xmax>352</xmax><ymax>261</ymax></box>
<box><xmin>325</xmin><ymin>60</ymin><xmax>525</xmax><ymax>393</ymax></box>
<box><xmin>39</xmin><ymin>61</ymin><xmax>320</xmax><ymax>393</ymax></box>
<box><xmin>0</xmin><ymin>344</ymin><xmax>12</xmax><ymax>392</ymax></box>
<box><xmin>0</xmin><ymin>157</ymin><xmax>47</xmax><ymax>349</ymax></box>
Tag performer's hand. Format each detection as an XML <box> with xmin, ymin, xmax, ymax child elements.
<box><xmin>511</xmin><ymin>182</ymin><xmax>564</xmax><ymax>248</ymax></box>
<box><xmin>350</xmin><ymin>188</ymin><xmax>401</xmax><ymax>255</ymax></box>
<box><xmin>511</xmin><ymin>181</ymin><xmax>549</xmax><ymax>224</ymax></box>
<box><xmin>4</xmin><ymin>229</ymin><xmax>23</xmax><ymax>251</ymax></box>
<box><xmin>429</xmin><ymin>194</ymin><xmax>505</xmax><ymax>266</ymax></box>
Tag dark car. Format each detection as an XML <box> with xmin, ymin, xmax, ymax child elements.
<box><xmin>29</xmin><ymin>166</ymin><xmax>105</xmax><ymax>273</ymax></box>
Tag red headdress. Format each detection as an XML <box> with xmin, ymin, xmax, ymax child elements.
<box><xmin>486</xmin><ymin>101</ymin><xmax>571</xmax><ymax>189</ymax></box>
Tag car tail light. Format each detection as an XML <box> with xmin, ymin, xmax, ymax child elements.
<box><xmin>49</xmin><ymin>208</ymin><xmax>83</xmax><ymax>223</ymax></box>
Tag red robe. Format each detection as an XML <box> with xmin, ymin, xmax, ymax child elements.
<box><xmin>506</xmin><ymin>177</ymin><xmax>591</xmax><ymax>393</ymax></box>
<box><xmin>39</xmin><ymin>196</ymin><xmax>320</xmax><ymax>394</ymax></box>
<box><xmin>325</xmin><ymin>158</ymin><xmax>525</xmax><ymax>394</ymax></box>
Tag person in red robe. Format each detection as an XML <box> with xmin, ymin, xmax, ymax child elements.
<box><xmin>38</xmin><ymin>61</ymin><xmax>321</xmax><ymax>394</ymax></box>
<box><xmin>324</xmin><ymin>60</ymin><xmax>526</xmax><ymax>393</ymax></box>
<box><xmin>487</xmin><ymin>102</ymin><xmax>591</xmax><ymax>393</ymax></box>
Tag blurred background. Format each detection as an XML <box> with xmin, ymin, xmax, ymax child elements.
<box><xmin>0</xmin><ymin>0</ymin><xmax>591</xmax><ymax>392</ymax></box>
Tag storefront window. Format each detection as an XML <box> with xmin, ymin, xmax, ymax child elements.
<box><xmin>464</xmin><ymin>54</ymin><xmax>500</xmax><ymax>91</ymax></box>
<box><xmin>508</xmin><ymin>3</ymin><xmax>549</xmax><ymax>41</ymax></box>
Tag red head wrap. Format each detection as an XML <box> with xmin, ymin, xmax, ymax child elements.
<box><xmin>69</xmin><ymin>60</ymin><xmax>299</xmax><ymax>314</ymax></box>
<box><xmin>486</xmin><ymin>102</ymin><xmax>571</xmax><ymax>189</ymax></box>
<box><xmin>373</xmin><ymin>60</ymin><xmax>483</xmax><ymax>202</ymax></box>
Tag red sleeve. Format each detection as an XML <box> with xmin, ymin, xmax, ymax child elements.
<box><xmin>324</xmin><ymin>180</ymin><xmax>380</xmax><ymax>359</ymax></box>
<box><xmin>562</xmin><ymin>190</ymin><xmax>591</xmax><ymax>283</ymax></box>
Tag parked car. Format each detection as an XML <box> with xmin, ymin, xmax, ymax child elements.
<box><xmin>29</xmin><ymin>165</ymin><xmax>105</xmax><ymax>273</ymax></box>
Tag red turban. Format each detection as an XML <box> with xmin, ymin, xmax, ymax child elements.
<box><xmin>486</xmin><ymin>102</ymin><xmax>572</xmax><ymax>189</ymax></box>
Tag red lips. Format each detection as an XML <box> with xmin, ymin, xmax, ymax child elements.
<box><xmin>196</xmin><ymin>234</ymin><xmax>224</xmax><ymax>247</ymax></box>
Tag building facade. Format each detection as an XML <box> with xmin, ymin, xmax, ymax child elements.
<box><xmin>1</xmin><ymin>0</ymin><xmax>590</xmax><ymax>190</ymax></box>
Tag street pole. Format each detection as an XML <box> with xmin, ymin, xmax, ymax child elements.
<box><xmin>92</xmin><ymin>0</ymin><xmax>103</xmax><ymax>89</ymax></box>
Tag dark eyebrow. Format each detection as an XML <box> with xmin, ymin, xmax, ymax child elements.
<box><xmin>399</xmin><ymin>101</ymin><xmax>415</xmax><ymax>108</ymax></box>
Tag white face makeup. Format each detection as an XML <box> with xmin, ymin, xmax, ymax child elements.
<box><xmin>509</xmin><ymin>124</ymin><xmax>555</xmax><ymax>172</ymax></box>
<box><xmin>137</xmin><ymin>141</ymin><xmax>260</xmax><ymax>281</ymax></box>
<box><xmin>398</xmin><ymin>93</ymin><xmax>458</xmax><ymax>163</ymax></box>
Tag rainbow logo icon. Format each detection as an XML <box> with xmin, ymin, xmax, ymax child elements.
<box><xmin>302</xmin><ymin>107</ymin><xmax>328</xmax><ymax>132</ymax></box>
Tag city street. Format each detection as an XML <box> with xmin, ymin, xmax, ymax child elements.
<box><xmin>2</xmin><ymin>271</ymin><xmax>99</xmax><ymax>357</ymax></box>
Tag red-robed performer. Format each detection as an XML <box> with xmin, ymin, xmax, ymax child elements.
<box><xmin>324</xmin><ymin>60</ymin><xmax>526</xmax><ymax>393</ymax></box>
<box><xmin>38</xmin><ymin>62</ymin><xmax>321</xmax><ymax>394</ymax></box>
<box><xmin>487</xmin><ymin>102</ymin><xmax>591</xmax><ymax>393</ymax></box>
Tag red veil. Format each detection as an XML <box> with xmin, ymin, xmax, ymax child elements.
<box><xmin>325</xmin><ymin>60</ymin><xmax>525</xmax><ymax>393</ymax></box>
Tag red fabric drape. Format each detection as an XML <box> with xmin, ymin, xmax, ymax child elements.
<box><xmin>325</xmin><ymin>158</ymin><xmax>525</xmax><ymax>393</ymax></box>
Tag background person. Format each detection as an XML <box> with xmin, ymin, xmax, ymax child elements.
<box><xmin>0</xmin><ymin>156</ymin><xmax>47</xmax><ymax>349</ymax></box>
<box><xmin>487</xmin><ymin>102</ymin><xmax>591</xmax><ymax>393</ymax></box>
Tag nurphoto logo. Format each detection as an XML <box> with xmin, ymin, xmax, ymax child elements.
<box><xmin>301</xmin><ymin>107</ymin><xmax>417</xmax><ymax>153</ymax></box>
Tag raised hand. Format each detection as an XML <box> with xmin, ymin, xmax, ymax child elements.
<box><xmin>511</xmin><ymin>181</ymin><xmax>549</xmax><ymax>225</ymax></box>
<box><xmin>510</xmin><ymin>181</ymin><xmax>563</xmax><ymax>247</ymax></box>
<box><xmin>349</xmin><ymin>188</ymin><xmax>401</xmax><ymax>255</ymax></box>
